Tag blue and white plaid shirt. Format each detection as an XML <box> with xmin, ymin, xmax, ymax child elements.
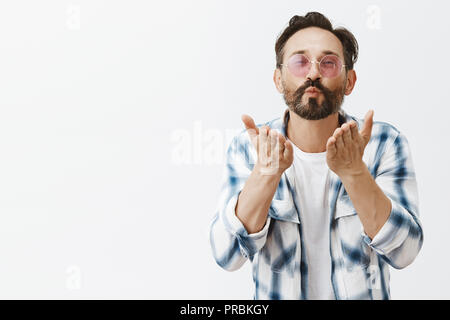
<box><xmin>209</xmin><ymin>108</ymin><xmax>423</xmax><ymax>300</ymax></box>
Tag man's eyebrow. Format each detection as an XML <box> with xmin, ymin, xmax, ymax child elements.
<box><xmin>288</xmin><ymin>50</ymin><xmax>341</xmax><ymax>58</ymax></box>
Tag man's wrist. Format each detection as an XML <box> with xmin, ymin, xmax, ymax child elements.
<box><xmin>338</xmin><ymin>162</ymin><xmax>369</xmax><ymax>183</ymax></box>
<box><xmin>254</xmin><ymin>164</ymin><xmax>284</xmax><ymax>180</ymax></box>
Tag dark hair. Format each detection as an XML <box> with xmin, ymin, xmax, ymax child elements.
<box><xmin>275</xmin><ymin>12</ymin><xmax>359</xmax><ymax>71</ymax></box>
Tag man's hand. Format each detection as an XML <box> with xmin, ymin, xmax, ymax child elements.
<box><xmin>241</xmin><ymin>114</ymin><xmax>294</xmax><ymax>176</ymax></box>
<box><xmin>326</xmin><ymin>109</ymin><xmax>393</xmax><ymax>239</ymax></box>
<box><xmin>326</xmin><ymin>110</ymin><xmax>374</xmax><ymax>178</ymax></box>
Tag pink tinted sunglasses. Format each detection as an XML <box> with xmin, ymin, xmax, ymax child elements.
<box><xmin>280</xmin><ymin>54</ymin><xmax>346</xmax><ymax>78</ymax></box>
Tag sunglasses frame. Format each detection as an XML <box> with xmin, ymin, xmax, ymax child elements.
<box><xmin>280</xmin><ymin>53</ymin><xmax>347</xmax><ymax>78</ymax></box>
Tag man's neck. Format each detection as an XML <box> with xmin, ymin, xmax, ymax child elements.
<box><xmin>286</xmin><ymin>110</ymin><xmax>340</xmax><ymax>153</ymax></box>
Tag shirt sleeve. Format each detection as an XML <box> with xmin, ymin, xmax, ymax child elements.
<box><xmin>362</xmin><ymin>131</ymin><xmax>423</xmax><ymax>269</ymax></box>
<box><xmin>209</xmin><ymin>133</ymin><xmax>271</xmax><ymax>272</ymax></box>
<box><xmin>223</xmin><ymin>191</ymin><xmax>271</xmax><ymax>257</ymax></box>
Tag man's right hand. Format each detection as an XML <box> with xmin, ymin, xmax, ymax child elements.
<box><xmin>241</xmin><ymin>114</ymin><xmax>294</xmax><ymax>176</ymax></box>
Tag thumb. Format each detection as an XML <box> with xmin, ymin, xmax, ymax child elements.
<box><xmin>359</xmin><ymin>109</ymin><xmax>374</xmax><ymax>145</ymax></box>
<box><xmin>241</xmin><ymin>114</ymin><xmax>259</xmax><ymax>139</ymax></box>
<box><xmin>283</xmin><ymin>139</ymin><xmax>294</xmax><ymax>161</ymax></box>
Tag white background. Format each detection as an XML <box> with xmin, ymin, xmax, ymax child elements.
<box><xmin>0</xmin><ymin>0</ymin><xmax>448</xmax><ymax>299</ymax></box>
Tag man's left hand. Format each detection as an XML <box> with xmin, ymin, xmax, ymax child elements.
<box><xmin>326</xmin><ymin>109</ymin><xmax>374</xmax><ymax>178</ymax></box>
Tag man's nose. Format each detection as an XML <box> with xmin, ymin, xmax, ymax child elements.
<box><xmin>306</xmin><ymin>61</ymin><xmax>321</xmax><ymax>81</ymax></box>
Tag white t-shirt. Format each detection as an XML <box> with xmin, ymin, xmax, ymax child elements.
<box><xmin>291</xmin><ymin>141</ymin><xmax>335</xmax><ymax>300</ymax></box>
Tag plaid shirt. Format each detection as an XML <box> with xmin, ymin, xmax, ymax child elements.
<box><xmin>209</xmin><ymin>108</ymin><xmax>423</xmax><ymax>300</ymax></box>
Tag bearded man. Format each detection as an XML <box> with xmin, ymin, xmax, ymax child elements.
<box><xmin>209</xmin><ymin>12</ymin><xmax>423</xmax><ymax>300</ymax></box>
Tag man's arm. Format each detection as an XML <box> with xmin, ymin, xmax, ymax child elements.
<box><xmin>209</xmin><ymin>115</ymin><xmax>293</xmax><ymax>271</ymax></box>
<box><xmin>326</xmin><ymin>110</ymin><xmax>423</xmax><ymax>269</ymax></box>
<box><xmin>339</xmin><ymin>165</ymin><xmax>391</xmax><ymax>239</ymax></box>
<box><xmin>326</xmin><ymin>110</ymin><xmax>386</xmax><ymax>238</ymax></box>
<box><xmin>235</xmin><ymin>167</ymin><xmax>282</xmax><ymax>234</ymax></box>
<box><xmin>235</xmin><ymin>116</ymin><xmax>293</xmax><ymax>234</ymax></box>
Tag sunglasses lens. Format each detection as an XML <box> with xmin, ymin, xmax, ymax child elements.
<box><xmin>287</xmin><ymin>54</ymin><xmax>310</xmax><ymax>77</ymax></box>
<box><xmin>319</xmin><ymin>55</ymin><xmax>342</xmax><ymax>78</ymax></box>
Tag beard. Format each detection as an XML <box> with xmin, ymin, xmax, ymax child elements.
<box><xmin>282</xmin><ymin>78</ymin><xmax>346</xmax><ymax>120</ymax></box>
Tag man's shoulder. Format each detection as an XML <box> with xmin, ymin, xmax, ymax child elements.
<box><xmin>372</xmin><ymin>118</ymin><xmax>400</xmax><ymax>134</ymax></box>
<box><xmin>345</xmin><ymin>112</ymin><xmax>410</xmax><ymax>168</ymax></box>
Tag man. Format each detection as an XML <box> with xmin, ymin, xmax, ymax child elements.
<box><xmin>209</xmin><ymin>12</ymin><xmax>423</xmax><ymax>300</ymax></box>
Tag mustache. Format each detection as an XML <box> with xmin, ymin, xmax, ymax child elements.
<box><xmin>294</xmin><ymin>78</ymin><xmax>328</xmax><ymax>98</ymax></box>
<box><xmin>291</xmin><ymin>78</ymin><xmax>342</xmax><ymax>108</ymax></box>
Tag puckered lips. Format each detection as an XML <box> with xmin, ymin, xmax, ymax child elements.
<box><xmin>304</xmin><ymin>87</ymin><xmax>321</xmax><ymax>97</ymax></box>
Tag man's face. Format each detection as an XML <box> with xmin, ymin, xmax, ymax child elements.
<box><xmin>277</xmin><ymin>27</ymin><xmax>351</xmax><ymax>120</ymax></box>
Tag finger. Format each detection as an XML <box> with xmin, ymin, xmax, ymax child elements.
<box><xmin>269</xmin><ymin>129</ymin><xmax>278</xmax><ymax>158</ymax></box>
<box><xmin>283</xmin><ymin>139</ymin><xmax>294</xmax><ymax>163</ymax></box>
<box><xmin>277</xmin><ymin>132</ymin><xmax>285</xmax><ymax>154</ymax></box>
<box><xmin>268</xmin><ymin>130</ymin><xmax>282</xmax><ymax>172</ymax></box>
<box><xmin>341</xmin><ymin>123</ymin><xmax>352</xmax><ymax>147</ymax></box>
<box><xmin>349</xmin><ymin>120</ymin><xmax>360</xmax><ymax>140</ymax></box>
<box><xmin>326</xmin><ymin>136</ymin><xmax>337</xmax><ymax>157</ymax></box>
<box><xmin>359</xmin><ymin>109</ymin><xmax>374</xmax><ymax>145</ymax></box>
<box><xmin>277</xmin><ymin>131</ymin><xmax>286</xmax><ymax>145</ymax></box>
<box><xmin>334</xmin><ymin>128</ymin><xmax>345</xmax><ymax>150</ymax></box>
<box><xmin>258</xmin><ymin>126</ymin><xmax>269</xmax><ymax>164</ymax></box>
<box><xmin>332</xmin><ymin>127</ymin><xmax>341</xmax><ymax>137</ymax></box>
<box><xmin>241</xmin><ymin>114</ymin><xmax>258</xmax><ymax>132</ymax></box>
<box><xmin>241</xmin><ymin>114</ymin><xmax>259</xmax><ymax>141</ymax></box>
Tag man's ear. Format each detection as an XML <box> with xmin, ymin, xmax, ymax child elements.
<box><xmin>273</xmin><ymin>68</ymin><xmax>284</xmax><ymax>94</ymax></box>
<box><xmin>344</xmin><ymin>69</ymin><xmax>357</xmax><ymax>95</ymax></box>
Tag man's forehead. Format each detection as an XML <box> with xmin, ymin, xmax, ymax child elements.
<box><xmin>283</xmin><ymin>27</ymin><xmax>344</xmax><ymax>59</ymax></box>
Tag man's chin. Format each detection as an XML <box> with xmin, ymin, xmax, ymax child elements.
<box><xmin>303</xmin><ymin>96</ymin><xmax>323</xmax><ymax>106</ymax></box>
<box><xmin>292</xmin><ymin>104</ymin><xmax>332</xmax><ymax>120</ymax></box>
